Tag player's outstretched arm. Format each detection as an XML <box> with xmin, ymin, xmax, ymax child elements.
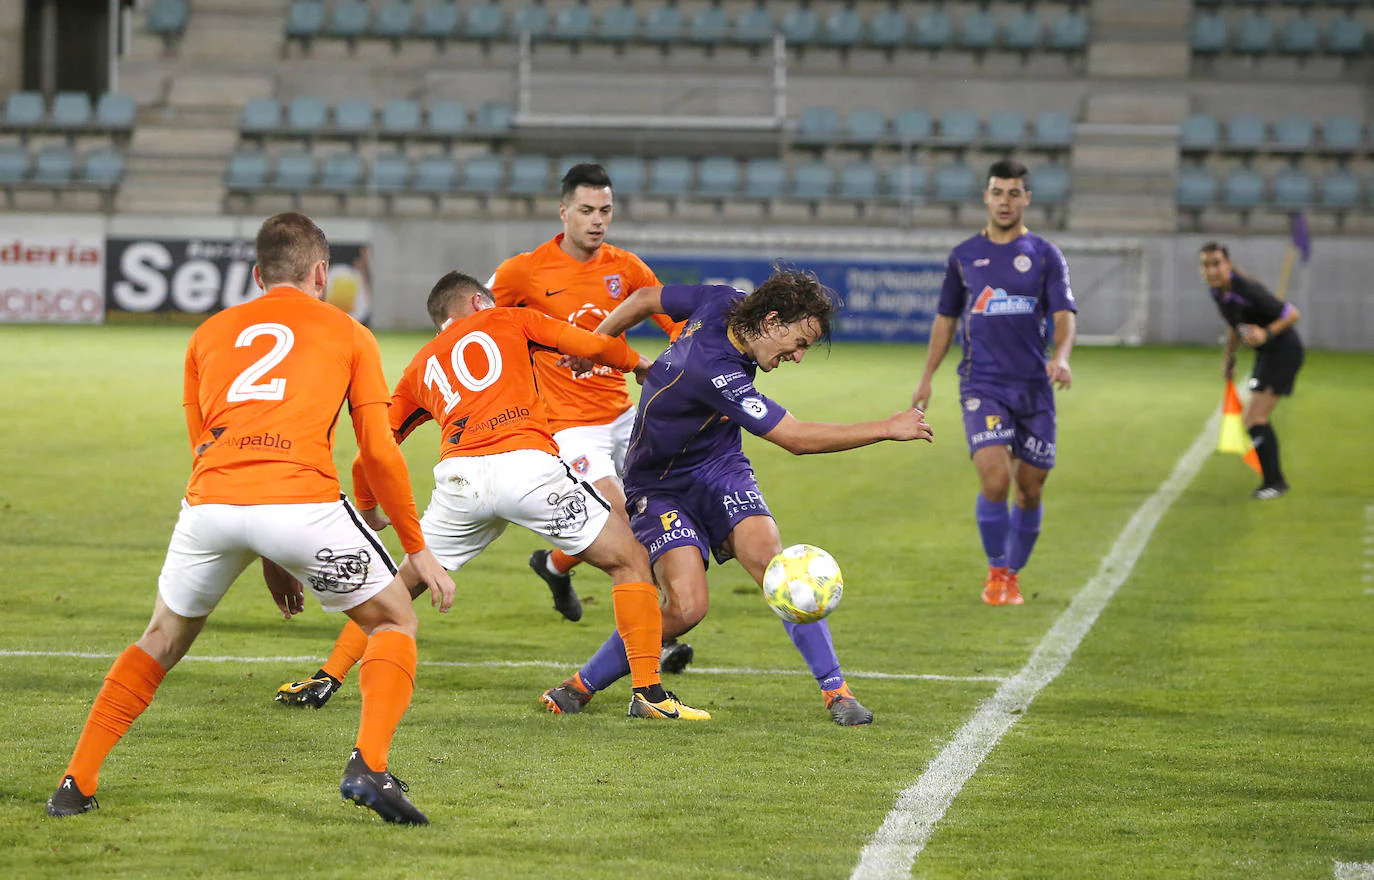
<box><xmin>593</xmin><ymin>285</ymin><xmax>665</xmax><ymax>338</ymax></box>
<box><xmin>913</xmin><ymin>315</ymin><xmax>958</xmax><ymax>410</ymax></box>
<box><xmin>1047</xmin><ymin>309</ymin><xmax>1077</xmax><ymax>390</ymax></box>
<box><xmin>762</xmin><ymin>410</ymin><xmax>933</xmax><ymax>456</ymax></box>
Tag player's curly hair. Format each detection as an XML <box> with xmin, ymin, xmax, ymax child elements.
<box><xmin>427</xmin><ymin>271</ymin><xmax>495</xmax><ymax>329</ymax></box>
<box><xmin>255</xmin><ymin>212</ymin><xmax>328</xmax><ymax>287</ymax></box>
<box><xmin>726</xmin><ymin>269</ymin><xmax>837</xmax><ymax>343</ymax></box>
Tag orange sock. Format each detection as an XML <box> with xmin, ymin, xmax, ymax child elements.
<box><xmin>611</xmin><ymin>581</ymin><xmax>663</xmax><ymax>689</ymax></box>
<box><xmin>549</xmin><ymin>549</ymin><xmax>581</xmax><ymax>574</ymax></box>
<box><xmin>355</xmin><ymin>629</ymin><xmax>416</xmax><ymax>772</ymax></box>
<box><xmin>63</xmin><ymin>644</ymin><xmax>166</xmax><ymax>793</ymax></box>
<box><xmin>320</xmin><ymin>619</ymin><xmax>369</xmax><ymax>682</ymax></box>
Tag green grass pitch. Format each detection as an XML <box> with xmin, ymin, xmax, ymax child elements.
<box><xmin>1</xmin><ymin>325</ymin><xmax>1371</xmax><ymax>879</ymax></box>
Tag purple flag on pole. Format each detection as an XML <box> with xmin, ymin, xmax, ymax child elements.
<box><xmin>1290</xmin><ymin>212</ymin><xmax>1311</xmax><ymax>263</ymax></box>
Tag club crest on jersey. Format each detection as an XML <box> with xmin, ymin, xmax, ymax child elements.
<box><xmin>970</xmin><ymin>286</ymin><xmax>1037</xmax><ymax>316</ymax></box>
<box><xmin>964</xmin><ymin>398</ymin><xmax>980</xmax><ymax>411</ymax></box>
<box><xmin>1013</xmin><ymin>254</ymin><xmax>1033</xmax><ymax>273</ymax></box>
<box><xmin>604</xmin><ymin>274</ymin><xmax>624</xmax><ymax>298</ymax></box>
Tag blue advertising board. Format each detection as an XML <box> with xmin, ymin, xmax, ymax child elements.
<box><xmin>639</xmin><ymin>255</ymin><xmax>945</xmax><ymax>342</ymax></box>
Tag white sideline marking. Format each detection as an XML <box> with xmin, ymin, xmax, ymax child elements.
<box><xmin>0</xmin><ymin>650</ymin><xmax>1003</xmax><ymax>684</ymax></box>
<box><xmin>852</xmin><ymin>412</ymin><xmax>1219</xmax><ymax>880</ymax></box>
<box><xmin>1335</xmin><ymin>862</ymin><xmax>1374</xmax><ymax>880</ymax></box>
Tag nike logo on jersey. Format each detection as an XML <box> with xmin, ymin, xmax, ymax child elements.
<box><xmin>544</xmin><ymin>288</ymin><xmax>568</xmax><ymax>297</ymax></box>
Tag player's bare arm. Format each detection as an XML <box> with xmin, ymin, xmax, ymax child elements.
<box><xmin>913</xmin><ymin>314</ymin><xmax>958</xmax><ymax>410</ymax></box>
<box><xmin>762</xmin><ymin>410</ymin><xmax>933</xmax><ymax>455</ymax></box>
<box><xmin>593</xmin><ymin>285</ymin><xmax>665</xmax><ymax>338</ymax></box>
<box><xmin>1047</xmin><ymin>309</ymin><xmax>1076</xmax><ymax>390</ymax></box>
<box><xmin>262</xmin><ymin>559</ymin><xmax>305</xmax><ymax>619</ymax></box>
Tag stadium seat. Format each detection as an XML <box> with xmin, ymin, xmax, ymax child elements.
<box><xmin>986</xmin><ymin>112</ymin><xmax>1026</xmax><ymax>148</ymax></box>
<box><xmin>1233</xmin><ymin>12</ymin><xmax>1275</xmax><ymax>54</ymax></box>
<box><xmin>224</xmin><ymin>150</ymin><xmax>269</xmax><ymax>189</ymax></box>
<box><xmin>1319</xmin><ymin>169</ymin><xmax>1360</xmax><ymax>208</ymax></box>
<box><xmin>1176</xmin><ymin>166</ymin><xmax>1216</xmax><ymax>207</ymax></box>
<box><xmin>643</xmin><ymin>5</ymin><xmax>684</xmax><ymax>44</ymax></box>
<box><xmin>797</xmin><ymin>107</ymin><xmax>841</xmax><ymax>148</ymax></box>
<box><xmin>1002</xmin><ymin>9</ymin><xmax>1042</xmax><ymax>53</ymax></box>
<box><xmin>866</xmin><ymin>8</ymin><xmax>908</xmax><ymax>50</ymax></box>
<box><xmin>823</xmin><ymin>7</ymin><xmax>864</xmax><ymax>49</ymax></box>
<box><xmin>333</xmin><ymin>99</ymin><xmax>374</xmax><ymax>136</ymax></box>
<box><xmin>599</xmin><ymin>4</ymin><xmax>639</xmax><ymax>44</ymax></box>
<box><xmin>368</xmin><ymin>152</ymin><xmax>411</xmax><ymax>191</ymax></box>
<box><xmin>1320</xmin><ymin>116</ymin><xmax>1362</xmax><ymax>153</ymax></box>
<box><xmin>319</xmin><ymin>152</ymin><xmax>364</xmax><ymax>191</ymax></box>
<box><xmin>937</xmin><ymin>110</ymin><xmax>980</xmax><ymax>145</ymax></box>
<box><xmin>510</xmin><ymin>4</ymin><xmax>551</xmax><ymax>38</ymax></box>
<box><xmin>473</xmin><ymin>102</ymin><xmax>512</xmax><ymax>135</ymax></box>
<box><xmin>273</xmin><ymin>151</ymin><xmax>316</xmax><ymax>189</ymax></box>
<box><xmin>328</xmin><ymin>0</ymin><xmax>370</xmax><ymax>39</ymax></box>
<box><xmin>892</xmin><ymin>109</ymin><xmax>932</xmax><ymax>144</ymax></box>
<box><xmin>695</xmin><ymin>156</ymin><xmax>740</xmax><ymax>198</ymax></box>
<box><xmin>605</xmin><ymin>156</ymin><xmax>645</xmax><ymax>195</ymax></box>
<box><xmin>781</xmin><ymin>8</ymin><xmax>819</xmax><ymax>47</ymax></box>
<box><xmin>508</xmin><ymin>154</ymin><xmax>549</xmax><ymax>195</ymax></box>
<box><xmin>1190</xmin><ymin>13</ymin><xmax>1227</xmax><ymax>54</ymax></box>
<box><xmin>416</xmin><ymin>154</ymin><xmax>459</xmax><ymax>193</ymax></box>
<box><xmin>650</xmin><ymin>157</ymin><xmax>692</xmax><ymax>198</ymax></box>
<box><xmin>743</xmin><ymin>158</ymin><xmax>785</xmax><ymax>199</ymax></box>
<box><xmin>381</xmin><ymin>99</ymin><xmax>421</xmax><ymax>136</ymax></box>
<box><xmin>1272</xmin><ymin>168</ymin><xmax>1312</xmax><ymax>208</ymax></box>
<box><xmin>1279</xmin><ymin>13</ymin><xmax>1319</xmax><ymax>54</ymax></box>
<box><xmin>465</xmin><ymin>3</ymin><xmax>506</xmax><ymax>41</ymax></box>
<box><xmin>417</xmin><ymin>1</ymin><xmax>461</xmax><ymax>40</ymax></box>
<box><xmin>285</xmin><ymin>0</ymin><xmax>326</xmax><ymax>39</ymax></box>
<box><xmin>913</xmin><ymin>8</ymin><xmax>952</xmax><ymax>50</ymax></box>
<box><xmin>287</xmin><ymin>97</ymin><xmax>328</xmax><ymax>137</ymax></box>
<box><xmin>1034</xmin><ymin>111</ymin><xmax>1074</xmax><ymax>148</ymax></box>
<box><xmin>427</xmin><ymin>100</ymin><xmax>468</xmax><ymax>138</ymax></box>
<box><xmin>838</xmin><ymin>161</ymin><xmax>879</xmax><ymax>200</ymax></box>
<box><xmin>32</xmin><ymin>145</ymin><xmax>74</xmax><ymax>185</ymax></box>
<box><xmin>146</xmin><ymin>0</ymin><xmax>189</xmax><ymax>37</ymax></box>
<box><xmin>1180</xmin><ymin>113</ymin><xmax>1220</xmax><ymax>151</ymax></box>
<box><xmin>96</xmin><ymin>93</ymin><xmax>136</xmax><ymax>131</ymax></box>
<box><xmin>1224</xmin><ymin>168</ymin><xmax>1264</xmax><ymax>207</ymax></box>
<box><xmin>886</xmin><ymin>163</ymin><xmax>927</xmax><ymax>201</ymax></box>
<box><xmin>846</xmin><ymin>108</ymin><xmax>887</xmax><ymax>147</ymax></box>
<box><xmin>933</xmin><ymin>161</ymin><xmax>975</xmax><ymax>202</ymax></box>
<box><xmin>51</xmin><ymin>92</ymin><xmax>92</xmax><ymax>130</ymax></box>
<box><xmin>688</xmin><ymin>6</ymin><xmax>728</xmax><ymax>45</ymax></box>
<box><xmin>733</xmin><ymin>6</ymin><xmax>774</xmax><ymax>47</ymax></box>
<box><xmin>1325</xmin><ymin>15</ymin><xmax>1365</xmax><ymax>55</ymax></box>
<box><xmin>373</xmin><ymin>1</ymin><xmax>414</xmax><ymax>40</ymax></box>
<box><xmin>0</xmin><ymin>145</ymin><xmax>29</xmax><ymax>184</ymax></box>
<box><xmin>1272</xmin><ymin>115</ymin><xmax>1314</xmax><ymax>151</ymax></box>
<box><xmin>959</xmin><ymin>10</ymin><xmax>998</xmax><ymax>52</ymax></box>
<box><xmin>1047</xmin><ymin>10</ymin><xmax>1089</xmax><ymax>52</ymax></box>
<box><xmin>241</xmin><ymin>97</ymin><xmax>280</xmax><ymax>136</ymax></box>
<box><xmin>80</xmin><ymin>148</ymin><xmax>124</xmax><ymax>187</ymax></box>
<box><xmin>552</xmin><ymin>5</ymin><xmax>593</xmax><ymax>41</ymax></box>
<box><xmin>791</xmin><ymin>162</ymin><xmax>834</xmax><ymax>200</ymax></box>
<box><xmin>4</xmin><ymin>91</ymin><xmax>44</xmax><ymax>127</ymax></box>
<box><xmin>556</xmin><ymin>154</ymin><xmax>596</xmax><ymax>177</ymax></box>
<box><xmin>1032</xmin><ymin>164</ymin><xmax>1070</xmax><ymax>205</ymax></box>
<box><xmin>1226</xmin><ymin>115</ymin><xmax>1266</xmax><ymax>150</ymax></box>
<box><xmin>461</xmin><ymin>155</ymin><xmax>503</xmax><ymax>194</ymax></box>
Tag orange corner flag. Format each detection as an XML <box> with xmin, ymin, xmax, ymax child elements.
<box><xmin>1218</xmin><ymin>380</ymin><xmax>1262</xmax><ymax>475</ymax></box>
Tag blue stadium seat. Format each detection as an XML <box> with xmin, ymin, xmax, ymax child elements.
<box><xmin>986</xmin><ymin>112</ymin><xmax>1026</xmax><ymax>148</ymax></box>
<box><xmin>510</xmin><ymin>4</ymin><xmax>551</xmax><ymax>38</ymax></box>
<box><xmin>1032</xmin><ymin>164</ymin><xmax>1070</xmax><ymax>205</ymax></box>
<box><xmin>96</xmin><ymin>93</ymin><xmax>136</xmax><ymax>131</ymax></box>
<box><xmin>1272</xmin><ymin>168</ymin><xmax>1312</xmax><ymax>208</ymax></box>
<box><xmin>427</xmin><ymin>100</ymin><xmax>468</xmax><ymax>137</ymax></box>
<box><xmin>1226</xmin><ymin>115</ymin><xmax>1266</xmax><ymax>150</ymax></box>
<box><xmin>892</xmin><ymin>109</ymin><xmax>932</xmax><ymax>144</ymax></box>
<box><xmin>797</xmin><ymin>107</ymin><xmax>840</xmax><ymax>147</ymax></box>
<box><xmin>373</xmin><ymin>1</ymin><xmax>413</xmax><ymax>40</ymax></box>
<box><xmin>552</xmin><ymin>4</ymin><xmax>593</xmax><ymax>41</ymax></box>
<box><xmin>465</xmin><ymin>3</ymin><xmax>505</xmax><ymax>41</ymax></box>
<box><xmin>1047</xmin><ymin>10</ymin><xmax>1089</xmax><ymax>52</ymax></box>
<box><xmin>791</xmin><ymin>162</ymin><xmax>834</xmax><ymax>200</ymax></box>
<box><xmin>733</xmin><ymin>6</ymin><xmax>774</xmax><ymax>47</ymax></box>
<box><xmin>781</xmin><ymin>8</ymin><xmax>819</xmax><ymax>47</ymax></box>
<box><xmin>224</xmin><ymin>150</ymin><xmax>269</xmax><ymax>189</ymax></box>
<box><xmin>51</xmin><ymin>92</ymin><xmax>92</xmax><ymax>130</ymax></box>
<box><xmin>416</xmin><ymin>154</ymin><xmax>459</xmax><ymax>193</ymax></box>
<box><xmin>285</xmin><ymin>0</ymin><xmax>325</xmax><ymax>39</ymax></box>
<box><xmin>273</xmin><ymin>151</ymin><xmax>316</xmax><ymax>189</ymax></box>
<box><xmin>743</xmin><ymin>159</ymin><xmax>785</xmax><ymax>199</ymax></box>
<box><xmin>600</xmin><ymin>4</ymin><xmax>639</xmax><ymax>44</ymax></box>
<box><xmin>886</xmin><ymin>163</ymin><xmax>927</xmax><ymax>201</ymax></box>
<box><xmin>1002</xmin><ymin>10</ymin><xmax>1042</xmax><ymax>53</ymax></box>
<box><xmin>823</xmin><ymin>7</ymin><xmax>864</xmax><ymax>48</ymax></box>
<box><xmin>319</xmin><ymin>152</ymin><xmax>364</xmax><ymax>191</ymax></box>
<box><xmin>1320</xmin><ymin>116</ymin><xmax>1362</xmax><ymax>153</ymax></box>
<box><xmin>287</xmin><ymin>97</ymin><xmax>328</xmax><ymax>136</ymax></box>
<box><xmin>417</xmin><ymin>1</ymin><xmax>460</xmax><ymax>39</ymax></box>
<box><xmin>462</xmin><ymin>155</ymin><xmax>504</xmax><ymax>194</ymax></box>
<box><xmin>605</xmin><ymin>156</ymin><xmax>645</xmax><ymax>195</ymax></box>
<box><xmin>643</xmin><ymin>5</ymin><xmax>684</xmax><ymax>44</ymax></box>
<box><xmin>32</xmin><ymin>144</ymin><xmax>74</xmax><ymax>184</ymax></box>
<box><xmin>933</xmin><ymin>161</ymin><xmax>975</xmax><ymax>202</ymax></box>
<box><xmin>914</xmin><ymin>7</ymin><xmax>952</xmax><ymax>50</ymax></box>
<box><xmin>1272</xmin><ymin>115</ymin><xmax>1313</xmax><ymax>151</ymax></box>
<box><xmin>381</xmin><ymin>99</ymin><xmax>421</xmax><ymax>136</ymax></box>
<box><xmin>867</xmin><ymin>8</ymin><xmax>907</xmax><ymax>50</ymax></box>
<box><xmin>1190</xmin><ymin>12</ymin><xmax>1227</xmax><ymax>54</ymax></box>
<box><xmin>508</xmin><ymin>155</ymin><xmax>549</xmax><ymax>195</ymax></box>
<box><xmin>1224</xmin><ymin>168</ymin><xmax>1265</xmax><ymax>207</ymax></box>
<box><xmin>650</xmin><ymin>157</ymin><xmax>692</xmax><ymax>198</ymax></box>
<box><xmin>146</xmin><ymin>0</ymin><xmax>189</xmax><ymax>36</ymax></box>
<box><xmin>1180</xmin><ymin>113</ymin><xmax>1220</xmax><ymax>151</ymax></box>
<box><xmin>959</xmin><ymin>9</ymin><xmax>998</xmax><ymax>52</ymax></box>
<box><xmin>334</xmin><ymin>99</ymin><xmax>374</xmax><ymax>136</ymax></box>
<box><xmin>329</xmin><ymin>0</ymin><xmax>370</xmax><ymax>39</ymax></box>
<box><xmin>5</xmin><ymin>91</ymin><xmax>44</xmax><ymax>127</ymax></box>
<box><xmin>688</xmin><ymin>6</ymin><xmax>728</xmax><ymax>45</ymax></box>
<box><xmin>1279</xmin><ymin>13</ymin><xmax>1319</xmax><ymax>54</ymax></box>
<box><xmin>0</xmin><ymin>145</ymin><xmax>28</xmax><ymax>184</ymax></box>
<box><xmin>81</xmin><ymin>149</ymin><xmax>125</xmax><ymax>187</ymax></box>
<box><xmin>1034</xmin><ymin>111</ymin><xmax>1074</xmax><ymax>148</ymax></box>
<box><xmin>846</xmin><ymin>108</ymin><xmax>887</xmax><ymax>146</ymax></box>
<box><xmin>241</xmin><ymin>97</ymin><xmax>281</xmax><ymax>135</ymax></box>
<box><xmin>474</xmin><ymin>102</ymin><xmax>512</xmax><ymax>135</ymax></box>
<box><xmin>696</xmin><ymin>156</ymin><xmax>740</xmax><ymax>198</ymax></box>
<box><xmin>838</xmin><ymin>162</ymin><xmax>879</xmax><ymax>200</ymax></box>
<box><xmin>368</xmin><ymin>152</ymin><xmax>411</xmax><ymax>191</ymax></box>
<box><xmin>1325</xmin><ymin>15</ymin><xmax>1365</xmax><ymax>55</ymax></box>
<box><xmin>1319</xmin><ymin>169</ymin><xmax>1360</xmax><ymax>208</ymax></box>
<box><xmin>1233</xmin><ymin>12</ymin><xmax>1275</xmax><ymax>54</ymax></box>
<box><xmin>937</xmin><ymin>110</ymin><xmax>980</xmax><ymax>144</ymax></box>
<box><xmin>1176</xmin><ymin>166</ymin><xmax>1216</xmax><ymax>207</ymax></box>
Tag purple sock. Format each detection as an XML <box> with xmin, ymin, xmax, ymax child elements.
<box><xmin>783</xmin><ymin>618</ymin><xmax>844</xmax><ymax>692</ymax></box>
<box><xmin>578</xmin><ymin>630</ymin><xmax>630</xmax><ymax>692</ymax></box>
<box><xmin>976</xmin><ymin>493</ymin><xmax>1009</xmax><ymax>568</ymax></box>
<box><xmin>1006</xmin><ymin>504</ymin><xmax>1042</xmax><ymax>573</ymax></box>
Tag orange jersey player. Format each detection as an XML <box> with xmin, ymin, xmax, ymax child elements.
<box><xmin>47</xmin><ymin>213</ymin><xmax>454</xmax><ymax>827</ymax></box>
<box><xmin>274</xmin><ymin>272</ymin><xmax>708</xmax><ymax>722</ymax></box>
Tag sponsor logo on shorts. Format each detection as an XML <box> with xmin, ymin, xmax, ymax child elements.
<box><xmin>1014</xmin><ymin>254</ymin><xmax>1033</xmax><ymax>273</ymax></box>
<box><xmin>971</xmin><ymin>286</ymin><xmax>1037</xmax><ymax>317</ymax></box>
<box><xmin>740</xmin><ymin>396</ymin><xmax>768</xmax><ymax>419</ymax></box>
<box><xmin>971</xmin><ymin>427</ymin><xmax>1015</xmax><ymax>445</ymax></box>
<box><xmin>308</xmin><ymin>548</ymin><xmax>372</xmax><ymax>594</ymax></box>
<box><xmin>570</xmin><ymin>455</ymin><xmax>591</xmax><ymax>475</ymax></box>
<box><xmin>964</xmin><ymin>398</ymin><xmax>980</xmax><ymax>412</ymax></box>
<box><xmin>649</xmin><ymin>526</ymin><xmax>699</xmax><ymax>555</ymax></box>
<box><xmin>721</xmin><ymin>489</ymin><xmax>765</xmax><ymax>516</ymax></box>
<box><xmin>547</xmin><ymin>488</ymin><xmax>590</xmax><ymax>537</ymax></box>
<box><xmin>660</xmin><ymin>509</ymin><xmax>681</xmax><ymax>530</ymax></box>
<box><xmin>1022</xmin><ymin>435</ymin><xmax>1056</xmax><ymax>460</ymax></box>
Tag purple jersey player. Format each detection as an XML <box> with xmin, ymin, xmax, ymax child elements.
<box><xmin>539</xmin><ymin>270</ymin><xmax>933</xmax><ymax>726</ymax></box>
<box><xmin>912</xmin><ymin>159</ymin><xmax>1078</xmax><ymax>606</ymax></box>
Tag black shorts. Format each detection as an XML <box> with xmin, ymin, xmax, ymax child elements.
<box><xmin>1250</xmin><ymin>343</ymin><xmax>1304</xmax><ymax>396</ymax></box>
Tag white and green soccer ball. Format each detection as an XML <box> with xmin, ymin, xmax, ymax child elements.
<box><xmin>762</xmin><ymin>544</ymin><xmax>843</xmax><ymax>624</ymax></box>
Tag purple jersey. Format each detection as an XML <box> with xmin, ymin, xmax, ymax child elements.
<box><xmin>937</xmin><ymin>231</ymin><xmax>1076</xmax><ymax>386</ymax></box>
<box><xmin>622</xmin><ymin>284</ymin><xmax>787</xmax><ymax>495</ymax></box>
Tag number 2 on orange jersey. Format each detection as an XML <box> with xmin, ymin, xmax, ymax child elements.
<box><xmin>227</xmin><ymin>323</ymin><xmax>295</xmax><ymax>402</ymax></box>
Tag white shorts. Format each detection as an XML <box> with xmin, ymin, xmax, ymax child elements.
<box><xmin>158</xmin><ymin>498</ymin><xmax>398</xmax><ymax>618</ymax></box>
<box><xmin>420</xmin><ymin>448</ymin><xmax>611</xmax><ymax>571</ymax></box>
<box><xmin>553</xmin><ymin>405</ymin><xmax>635</xmax><ymax>485</ymax></box>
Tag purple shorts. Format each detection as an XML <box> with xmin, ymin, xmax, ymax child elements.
<box><xmin>627</xmin><ymin>464</ymin><xmax>772</xmax><ymax>567</ymax></box>
<box><xmin>960</xmin><ymin>382</ymin><xmax>1058</xmax><ymax>470</ymax></box>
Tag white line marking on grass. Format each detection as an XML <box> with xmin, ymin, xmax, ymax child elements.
<box><xmin>1335</xmin><ymin>862</ymin><xmax>1374</xmax><ymax>880</ymax></box>
<box><xmin>0</xmin><ymin>650</ymin><xmax>1002</xmax><ymax>683</ymax></box>
<box><xmin>851</xmin><ymin>412</ymin><xmax>1219</xmax><ymax>880</ymax></box>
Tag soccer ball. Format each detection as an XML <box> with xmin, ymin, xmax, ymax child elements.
<box><xmin>762</xmin><ymin>544</ymin><xmax>843</xmax><ymax>624</ymax></box>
